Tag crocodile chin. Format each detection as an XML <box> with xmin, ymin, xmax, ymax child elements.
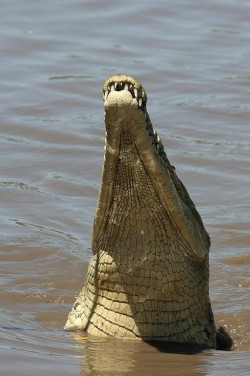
<box><xmin>65</xmin><ymin>74</ymin><xmax>216</xmax><ymax>348</ymax></box>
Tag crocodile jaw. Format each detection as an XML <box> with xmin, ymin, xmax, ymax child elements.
<box><xmin>93</xmin><ymin>75</ymin><xmax>210</xmax><ymax>260</ymax></box>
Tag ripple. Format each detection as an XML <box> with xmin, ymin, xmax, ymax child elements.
<box><xmin>48</xmin><ymin>75</ymin><xmax>94</xmax><ymax>80</ymax></box>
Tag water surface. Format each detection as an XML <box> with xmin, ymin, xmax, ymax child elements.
<box><xmin>0</xmin><ymin>0</ymin><xmax>249</xmax><ymax>375</ymax></box>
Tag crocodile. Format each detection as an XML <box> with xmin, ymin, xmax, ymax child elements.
<box><xmin>65</xmin><ymin>74</ymin><xmax>231</xmax><ymax>349</ymax></box>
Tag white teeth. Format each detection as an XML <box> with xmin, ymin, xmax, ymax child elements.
<box><xmin>104</xmin><ymin>82</ymin><xmax>144</xmax><ymax>105</ymax></box>
<box><xmin>104</xmin><ymin>90</ymin><xmax>109</xmax><ymax>100</ymax></box>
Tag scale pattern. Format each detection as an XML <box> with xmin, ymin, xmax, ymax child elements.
<box><xmin>65</xmin><ymin>130</ymin><xmax>215</xmax><ymax>347</ymax></box>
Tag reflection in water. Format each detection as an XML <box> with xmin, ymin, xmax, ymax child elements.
<box><xmin>69</xmin><ymin>333</ymin><xmax>209</xmax><ymax>376</ymax></box>
<box><xmin>81</xmin><ymin>338</ymin><xmax>136</xmax><ymax>375</ymax></box>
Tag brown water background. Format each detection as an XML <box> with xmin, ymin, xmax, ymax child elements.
<box><xmin>0</xmin><ymin>0</ymin><xmax>249</xmax><ymax>375</ymax></box>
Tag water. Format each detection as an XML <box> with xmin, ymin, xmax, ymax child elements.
<box><xmin>0</xmin><ymin>0</ymin><xmax>249</xmax><ymax>375</ymax></box>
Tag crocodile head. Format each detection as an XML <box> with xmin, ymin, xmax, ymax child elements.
<box><xmin>65</xmin><ymin>74</ymin><xmax>216</xmax><ymax>348</ymax></box>
<box><xmin>93</xmin><ymin>74</ymin><xmax>210</xmax><ymax>260</ymax></box>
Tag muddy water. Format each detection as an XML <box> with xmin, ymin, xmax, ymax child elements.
<box><xmin>0</xmin><ymin>0</ymin><xmax>249</xmax><ymax>375</ymax></box>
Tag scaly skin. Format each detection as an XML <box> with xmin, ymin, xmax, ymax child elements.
<box><xmin>65</xmin><ymin>74</ymin><xmax>217</xmax><ymax>348</ymax></box>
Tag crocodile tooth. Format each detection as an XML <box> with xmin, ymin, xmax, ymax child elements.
<box><xmin>104</xmin><ymin>90</ymin><xmax>109</xmax><ymax>100</ymax></box>
<box><xmin>111</xmin><ymin>84</ymin><xmax>115</xmax><ymax>91</ymax></box>
<box><xmin>138</xmin><ymin>98</ymin><xmax>142</xmax><ymax>107</ymax></box>
<box><xmin>114</xmin><ymin>82</ymin><xmax>118</xmax><ymax>89</ymax></box>
<box><xmin>134</xmin><ymin>88</ymin><xmax>138</xmax><ymax>98</ymax></box>
<box><xmin>108</xmin><ymin>85</ymin><xmax>110</xmax><ymax>91</ymax></box>
<box><xmin>124</xmin><ymin>83</ymin><xmax>128</xmax><ymax>90</ymax></box>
